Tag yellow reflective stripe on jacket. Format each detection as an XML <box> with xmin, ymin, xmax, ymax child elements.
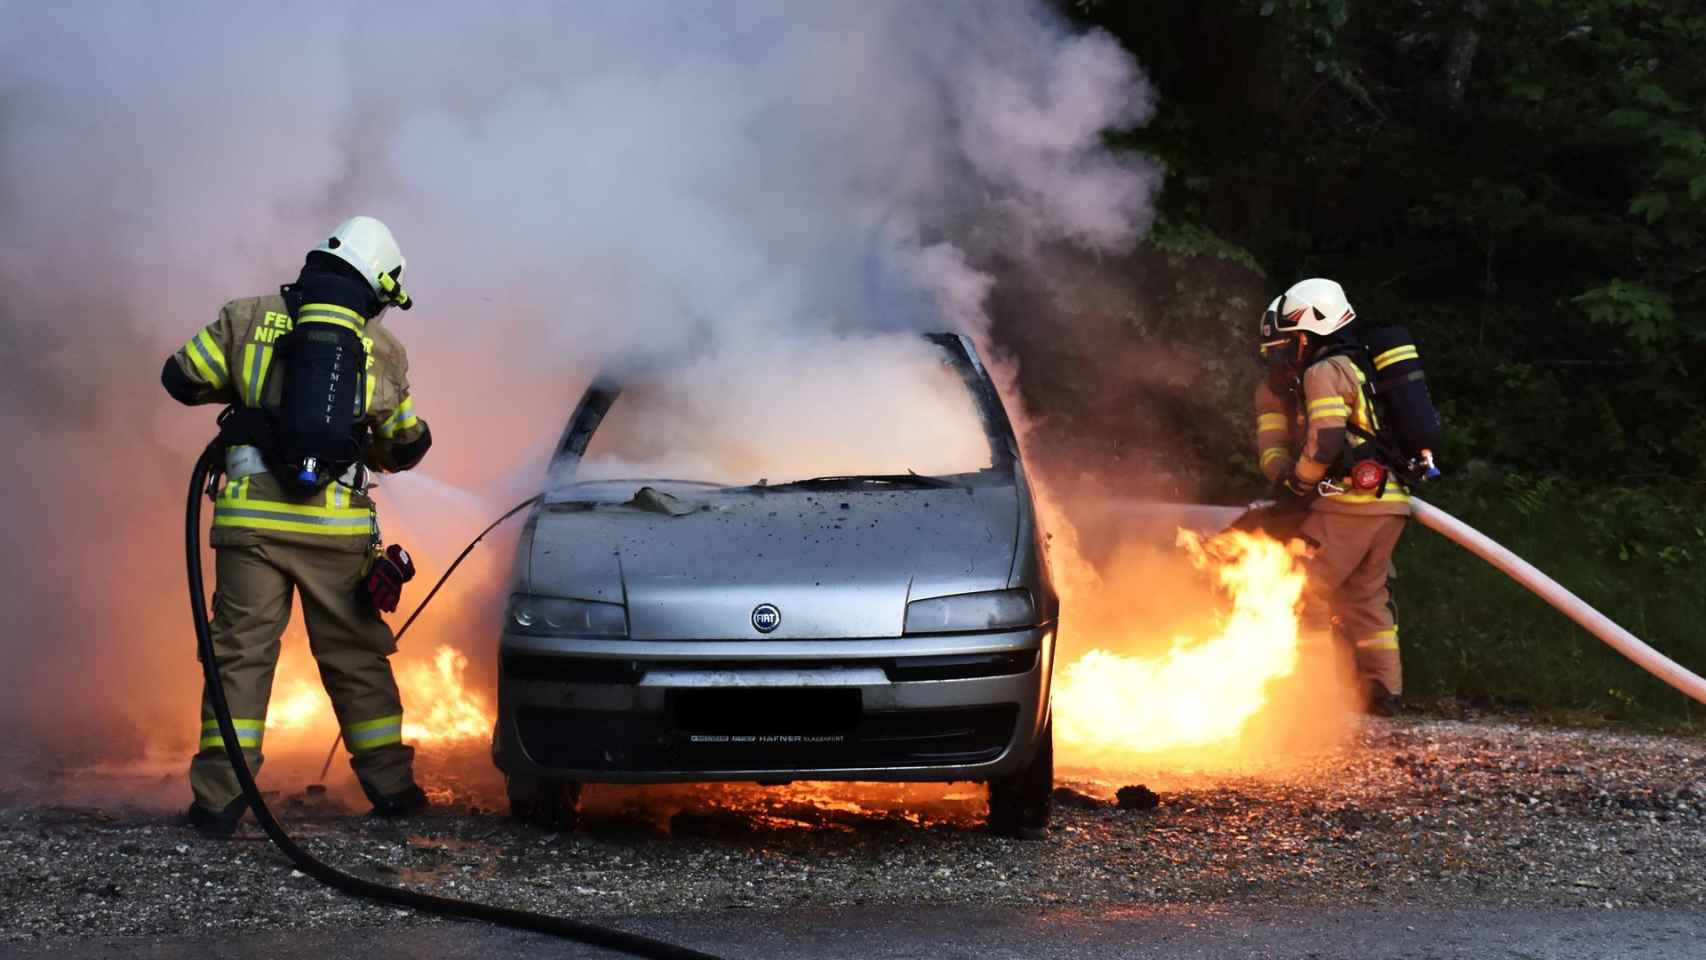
<box><xmin>1260</xmin><ymin>447</ymin><xmax>1289</xmax><ymax>470</ymax></box>
<box><xmin>1372</xmin><ymin>345</ymin><xmax>1420</xmax><ymax>370</ymax></box>
<box><xmin>1256</xmin><ymin>412</ymin><xmax>1288</xmax><ymax>432</ymax></box>
<box><xmin>1333</xmin><ymin>488</ymin><xmax>1411</xmax><ymax>505</ymax></box>
<box><xmin>185</xmin><ymin>329</ymin><xmax>229</xmax><ymax>388</ymax></box>
<box><xmin>214</xmin><ymin>484</ymin><xmax>373</xmax><ymax>537</ymax></box>
<box><xmin>1307</xmin><ymin>397</ymin><xmax>1350</xmax><ymax>421</ymax></box>
<box><xmin>239</xmin><ymin>342</ymin><xmax>276</xmax><ymax>408</ymax></box>
<box><xmin>1356</xmin><ymin>628</ymin><xmax>1400</xmax><ymax>651</ymax></box>
<box><xmin>199</xmin><ymin>717</ymin><xmax>264</xmax><ymax>750</ymax></box>
<box><xmin>213</xmin><ymin>507</ymin><xmax>374</xmax><ymax>536</ymax></box>
<box><xmin>344</xmin><ymin>714</ymin><xmax>404</xmax><ymax>752</ymax></box>
<box><xmin>1347</xmin><ymin>363</ymin><xmax>1378</xmax><ymax>436</ymax></box>
<box><xmin>378</xmin><ymin>395</ymin><xmax>417</xmax><ymax>439</ymax></box>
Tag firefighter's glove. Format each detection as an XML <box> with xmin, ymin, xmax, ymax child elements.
<box><xmin>1272</xmin><ymin>473</ymin><xmax>1314</xmax><ymax>513</ymax></box>
<box><xmin>363</xmin><ymin>544</ymin><xmax>415</xmax><ymax>614</ymax></box>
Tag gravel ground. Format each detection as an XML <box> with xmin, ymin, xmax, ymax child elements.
<box><xmin>2</xmin><ymin>714</ymin><xmax>1704</xmax><ymax>944</ymax></box>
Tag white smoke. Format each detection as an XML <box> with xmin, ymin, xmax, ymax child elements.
<box><xmin>0</xmin><ymin>0</ymin><xmax>1158</xmax><ymax>751</ymax></box>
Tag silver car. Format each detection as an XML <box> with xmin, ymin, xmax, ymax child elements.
<box><xmin>493</xmin><ymin>333</ymin><xmax>1058</xmax><ymax>836</ymax></box>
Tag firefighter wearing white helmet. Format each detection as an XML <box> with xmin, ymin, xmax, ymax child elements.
<box><xmin>317</xmin><ymin>215</ymin><xmax>413</xmax><ymax>312</ymax></box>
<box><xmin>1252</xmin><ymin>277</ymin><xmax>1408</xmax><ymax>713</ymax></box>
<box><xmin>161</xmin><ymin>216</ymin><xmax>433</xmax><ymax>834</ymax></box>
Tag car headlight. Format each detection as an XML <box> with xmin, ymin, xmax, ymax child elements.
<box><xmin>506</xmin><ymin>594</ymin><xmax>628</xmax><ymax>639</ymax></box>
<box><xmin>903</xmin><ymin>589</ymin><xmax>1035</xmax><ymax>635</ymax></box>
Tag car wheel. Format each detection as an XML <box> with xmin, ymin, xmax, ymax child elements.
<box><xmin>987</xmin><ymin>717</ymin><xmax>1052</xmax><ymax>840</ymax></box>
<box><xmin>507</xmin><ymin>775</ymin><xmax>582</xmax><ymax>830</ymax></box>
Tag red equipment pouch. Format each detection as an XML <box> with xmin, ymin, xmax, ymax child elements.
<box><xmin>1350</xmin><ymin>459</ymin><xmax>1387</xmax><ymax>492</ymax></box>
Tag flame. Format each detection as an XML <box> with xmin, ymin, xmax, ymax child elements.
<box><xmin>266</xmin><ymin>678</ymin><xmax>331</xmax><ymax>733</ymax></box>
<box><xmin>1053</xmin><ymin>527</ymin><xmax>1314</xmax><ymax>768</ymax></box>
<box><xmin>253</xmin><ymin>642</ymin><xmax>492</xmax><ymax>752</ymax></box>
<box><xmin>399</xmin><ymin>645</ymin><xmax>494</xmax><ymax>744</ymax></box>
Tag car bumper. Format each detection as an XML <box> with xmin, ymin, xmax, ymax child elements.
<box><xmin>493</xmin><ymin>626</ymin><xmax>1054</xmax><ymax>783</ymax></box>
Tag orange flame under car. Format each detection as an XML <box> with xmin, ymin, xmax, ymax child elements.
<box><xmin>1052</xmin><ymin>527</ymin><xmax>1315</xmax><ymax>770</ymax></box>
<box><xmin>400</xmin><ymin>645</ymin><xmax>494</xmax><ymax>743</ymax></box>
<box><xmin>262</xmin><ymin>643</ymin><xmax>493</xmax><ymax>747</ymax></box>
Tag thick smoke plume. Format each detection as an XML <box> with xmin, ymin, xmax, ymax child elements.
<box><xmin>0</xmin><ymin>2</ymin><xmax>1159</xmax><ymax>762</ymax></box>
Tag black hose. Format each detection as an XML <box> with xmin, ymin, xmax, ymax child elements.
<box><xmin>319</xmin><ymin>491</ymin><xmax>543</xmax><ymax>780</ymax></box>
<box><xmin>186</xmin><ymin>444</ymin><xmax>724</xmax><ymax>960</ymax></box>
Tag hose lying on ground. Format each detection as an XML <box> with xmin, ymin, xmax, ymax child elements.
<box><xmin>1407</xmin><ymin>496</ymin><xmax>1706</xmax><ymax>706</ymax></box>
<box><xmin>186</xmin><ymin>443</ymin><xmax>726</xmax><ymax>960</ymax></box>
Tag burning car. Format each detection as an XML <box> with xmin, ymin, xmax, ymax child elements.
<box><xmin>492</xmin><ymin>333</ymin><xmax>1058</xmax><ymax>836</ymax></box>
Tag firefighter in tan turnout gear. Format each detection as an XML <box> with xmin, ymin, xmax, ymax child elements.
<box><xmin>1253</xmin><ymin>278</ymin><xmax>1409</xmax><ymax>713</ymax></box>
<box><xmin>163</xmin><ymin>216</ymin><xmax>434</xmax><ymax>835</ymax></box>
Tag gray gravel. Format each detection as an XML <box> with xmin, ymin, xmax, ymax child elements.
<box><xmin>11</xmin><ymin>905</ymin><xmax>1706</xmax><ymax>960</ymax></box>
<box><xmin>3</xmin><ymin>714</ymin><xmax>1704</xmax><ymax>945</ymax></box>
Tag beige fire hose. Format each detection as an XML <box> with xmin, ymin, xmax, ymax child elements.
<box><xmin>1406</xmin><ymin>496</ymin><xmax>1706</xmax><ymax>705</ymax></box>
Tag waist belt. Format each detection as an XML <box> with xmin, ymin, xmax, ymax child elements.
<box><xmin>225</xmin><ymin>444</ymin><xmax>370</xmax><ymax>491</ymax></box>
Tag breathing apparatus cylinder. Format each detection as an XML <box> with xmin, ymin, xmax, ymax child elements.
<box><xmin>273</xmin><ymin>320</ymin><xmax>366</xmax><ymax>496</ymax></box>
<box><xmin>1362</xmin><ymin>326</ymin><xmax>1443</xmax><ymax>481</ymax></box>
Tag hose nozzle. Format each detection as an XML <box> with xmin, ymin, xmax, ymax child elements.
<box><xmin>1419</xmin><ymin>449</ymin><xmax>1441</xmax><ymax>482</ymax></box>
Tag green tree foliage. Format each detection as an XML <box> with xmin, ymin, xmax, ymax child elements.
<box><xmin>1049</xmin><ymin>0</ymin><xmax>1706</xmax><ymax>724</ymax></box>
<box><xmin>1071</xmin><ymin>0</ymin><xmax>1706</xmax><ymax>480</ymax></box>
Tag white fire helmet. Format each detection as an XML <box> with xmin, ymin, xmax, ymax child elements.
<box><xmin>1262</xmin><ymin>277</ymin><xmax>1355</xmax><ymax>340</ymax></box>
<box><xmin>315</xmin><ymin>216</ymin><xmax>411</xmax><ymax>310</ymax></box>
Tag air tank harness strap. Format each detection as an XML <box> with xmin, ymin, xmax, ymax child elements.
<box><xmin>224</xmin><ymin>443</ymin><xmax>373</xmax><ymax>493</ymax></box>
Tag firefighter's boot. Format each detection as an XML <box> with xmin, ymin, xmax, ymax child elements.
<box><xmin>366</xmin><ymin>782</ymin><xmax>431</xmax><ymax>819</ymax></box>
<box><xmin>183</xmin><ymin>797</ymin><xmax>247</xmax><ymax>838</ymax></box>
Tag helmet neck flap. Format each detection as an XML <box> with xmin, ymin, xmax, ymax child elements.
<box><xmin>286</xmin><ymin>252</ymin><xmax>384</xmax><ymax>320</ymax></box>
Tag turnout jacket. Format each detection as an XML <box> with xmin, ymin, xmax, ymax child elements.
<box><xmin>1253</xmin><ymin>353</ymin><xmax>1409</xmax><ymax>517</ymax></box>
<box><xmin>166</xmin><ymin>295</ymin><xmax>430</xmax><ymax>551</ymax></box>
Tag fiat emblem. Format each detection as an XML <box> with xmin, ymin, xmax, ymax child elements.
<box><xmin>751</xmin><ymin>603</ymin><xmax>781</xmax><ymax>633</ymax></box>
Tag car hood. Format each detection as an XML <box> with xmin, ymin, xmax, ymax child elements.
<box><xmin>525</xmin><ymin>484</ymin><xmax>1020</xmax><ymax>640</ymax></box>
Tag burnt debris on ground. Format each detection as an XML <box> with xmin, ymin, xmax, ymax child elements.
<box><xmin>1114</xmin><ymin>785</ymin><xmax>1161</xmax><ymax>811</ymax></box>
<box><xmin>2</xmin><ymin>716</ymin><xmax>1704</xmax><ymax>943</ymax></box>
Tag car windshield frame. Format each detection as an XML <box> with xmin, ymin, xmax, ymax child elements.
<box><xmin>543</xmin><ymin>333</ymin><xmax>1021</xmax><ymax>502</ymax></box>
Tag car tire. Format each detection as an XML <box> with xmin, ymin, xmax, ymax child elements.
<box><xmin>507</xmin><ymin>775</ymin><xmax>582</xmax><ymax>830</ymax></box>
<box><xmin>987</xmin><ymin>716</ymin><xmax>1052</xmax><ymax>839</ymax></box>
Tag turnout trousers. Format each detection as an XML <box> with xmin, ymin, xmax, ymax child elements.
<box><xmin>1297</xmin><ymin>511</ymin><xmax>1407</xmax><ymax>698</ymax></box>
<box><xmin>189</xmin><ymin>541</ymin><xmax>416</xmax><ymax>813</ymax></box>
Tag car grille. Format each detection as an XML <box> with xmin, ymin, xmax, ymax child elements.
<box><xmin>514</xmin><ymin>702</ymin><xmax>1020</xmax><ymax>772</ymax></box>
<box><xmin>503</xmin><ymin>649</ymin><xmax>1036</xmax><ymax>686</ymax></box>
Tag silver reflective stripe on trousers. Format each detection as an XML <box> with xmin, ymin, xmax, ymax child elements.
<box><xmin>214</xmin><ymin>507</ymin><xmax>374</xmax><ymax>530</ymax></box>
<box><xmin>346</xmin><ymin>719</ymin><xmax>403</xmax><ymax>751</ymax></box>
